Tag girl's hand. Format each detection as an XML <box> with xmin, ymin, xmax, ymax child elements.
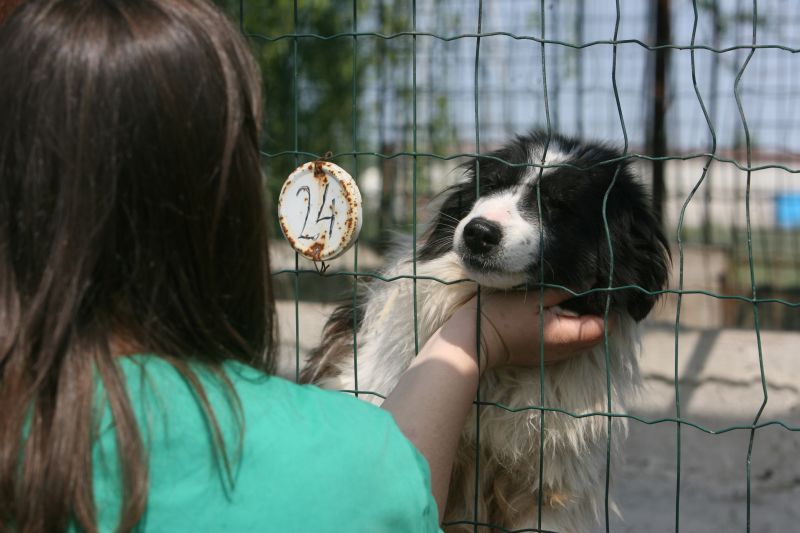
<box><xmin>439</xmin><ymin>289</ymin><xmax>608</xmax><ymax>372</ymax></box>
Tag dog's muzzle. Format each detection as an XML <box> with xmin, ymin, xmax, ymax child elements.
<box><xmin>462</xmin><ymin>217</ymin><xmax>502</xmax><ymax>256</ymax></box>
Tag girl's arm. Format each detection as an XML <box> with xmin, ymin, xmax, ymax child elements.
<box><xmin>380</xmin><ymin>290</ymin><xmax>607</xmax><ymax>522</ymax></box>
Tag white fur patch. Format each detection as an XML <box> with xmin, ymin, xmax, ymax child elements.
<box><xmin>321</xmin><ymin>243</ymin><xmax>642</xmax><ymax>532</ymax></box>
<box><xmin>453</xmin><ymin>190</ymin><xmax>543</xmax><ymax>288</ymax></box>
<box><xmin>520</xmin><ymin>147</ymin><xmax>571</xmax><ymax>185</ymax></box>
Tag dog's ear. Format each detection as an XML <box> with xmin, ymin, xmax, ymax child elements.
<box><xmin>605</xmin><ymin>185</ymin><xmax>671</xmax><ymax>321</ymax></box>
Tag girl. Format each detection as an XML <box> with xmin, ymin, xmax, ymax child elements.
<box><xmin>0</xmin><ymin>1</ymin><xmax>606</xmax><ymax>531</ymax></box>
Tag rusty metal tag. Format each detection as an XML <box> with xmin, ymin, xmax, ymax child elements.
<box><xmin>278</xmin><ymin>160</ymin><xmax>362</xmax><ymax>262</ymax></box>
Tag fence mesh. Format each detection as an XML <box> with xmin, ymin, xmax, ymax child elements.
<box><xmin>222</xmin><ymin>0</ymin><xmax>799</xmax><ymax>531</ymax></box>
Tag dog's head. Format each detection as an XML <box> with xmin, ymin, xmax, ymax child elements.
<box><xmin>420</xmin><ymin>130</ymin><xmax>671</xmax><ymax>321</ymax></box>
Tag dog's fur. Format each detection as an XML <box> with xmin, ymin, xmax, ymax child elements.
<box><xmin>301</xmin><ymin>131</ymin><xmax>670</xmax><ymax>532</ymax></box>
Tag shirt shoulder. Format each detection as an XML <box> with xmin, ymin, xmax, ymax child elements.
<box><xmin>93</xmin><ymin>356</ymin><xmax>441</xmax><ymax>533</ymax></box>
<box><xmin>229</xmin><ymin>366</ymin><xmax>442</xmax><ymax>532</ymax></box>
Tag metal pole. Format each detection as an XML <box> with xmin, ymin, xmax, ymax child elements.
<box><xmin>650</xmin><ymin>0</ymin><xmax>671</xmax><ymax>229</ymax></box>
<box><xmin>703</xmin><ymin>2</ymin><xmax>721</xmax><ymax>245</ymax></box>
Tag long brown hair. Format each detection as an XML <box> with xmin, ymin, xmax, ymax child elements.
<box><xmin>0</xmin><ymin>1</ymin><xmax>275</xmax><ymax>531</ymax></box>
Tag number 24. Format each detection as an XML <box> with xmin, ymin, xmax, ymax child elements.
<box><xmin>296</xmin><ymin>184</ymin><xmax>336</xmax><ymax>240</ymax></box>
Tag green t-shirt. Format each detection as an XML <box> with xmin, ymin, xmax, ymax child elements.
<box><xmin>88</xmin><ymin>356</ymin><xmax>441</xmax><ymax>532</ymax></box>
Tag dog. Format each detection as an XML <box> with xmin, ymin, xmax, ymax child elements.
<box><xmin>301</xmin><ymin>130</ymin><xmax>670</xmax><ymax>532</ymax></box>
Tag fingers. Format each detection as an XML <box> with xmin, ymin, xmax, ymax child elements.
<box><xmin>450</xmin><ymin>289</ymin><xmax>611</xmax><ymax>369</ymax></box>
<box><xmin>541</xmin><ymin>311</ymin><xmax>609</xmax><ymax>349</ymax></box>
<box><xmin>506</xmin><ymin>313</ymin><xmax>607</xmax><ymax>366</ymax></box>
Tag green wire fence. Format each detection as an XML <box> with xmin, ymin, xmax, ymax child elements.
<box><xmin>221</xmin><ymin>0</ymin><xmax>799</xmax><ymax>531</ymax></box>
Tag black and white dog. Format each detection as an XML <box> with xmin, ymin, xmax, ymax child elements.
<box><xmin>302</xmin><ymin>131</ymin><xmax>670</xmax><ymax>532</ymax></box>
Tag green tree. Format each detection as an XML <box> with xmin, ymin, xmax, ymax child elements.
<box><xmin>215</xmin><ymin>0</ymin><xmax>362</xmax><ymax>202</ymax></box>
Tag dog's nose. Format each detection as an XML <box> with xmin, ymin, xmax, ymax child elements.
<box><xmin>462</xmin><ymin>217</ymin><xmax>502</xmax><ymax>255</ymax></box>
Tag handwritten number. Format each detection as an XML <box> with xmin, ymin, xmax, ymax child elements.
<box><xmin>315</xmin><ymin>184</ymin><xmax>336</xmax><ymax>238</ymax></box>
<box><xmin>296</xmin><ymin>184</ymin><xmax>336</xmax><ymax>240</ymax></box>
<box><xmin>296</xmin><ymin>186</ymin><xmax>314</xmax><ymax>239</ymax></box>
